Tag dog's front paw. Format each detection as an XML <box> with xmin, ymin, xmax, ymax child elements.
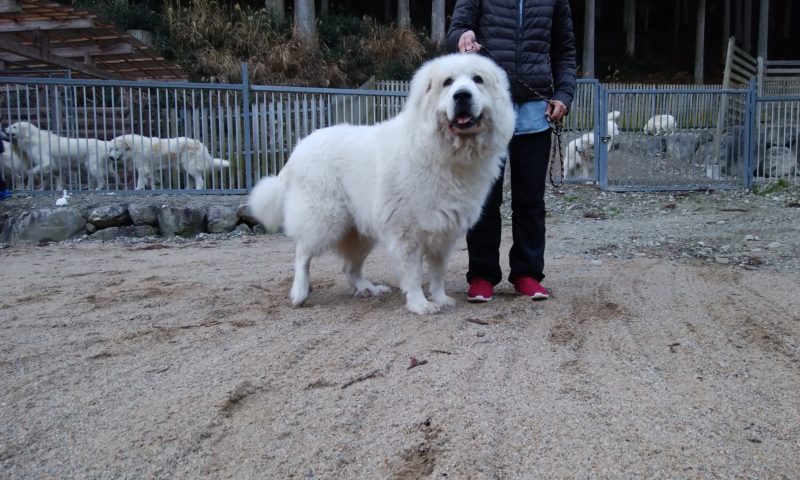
<box><xmin>432</xmin><ymin>294</ymin><xmax>456</xmax><ymax>309</ymax></box>
<box><xmin>406</xmin><ymin>299</ymin><xmax>441</xmax><ymax>315</ymax></box>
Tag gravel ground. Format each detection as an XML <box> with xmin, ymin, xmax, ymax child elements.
<box><xmin>1</xmin><ymin>182</ymin><xmax>799</xmax><ymax>478</ymax></box>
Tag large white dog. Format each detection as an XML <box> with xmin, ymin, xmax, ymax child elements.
<box><xmin>249</xmin><ymin>54</ymin><xmax>516</xmax><ymax>314</ymax></box>
<box><xmin>643</xmin><ymin>114</ymin><xmax>677</xmax><ymax>135</ymax></box>
<box><xmin>0</xmin><ymin>139</ymin><xmax>31</xmax><ymax>188</ymax></box>
<box><xmin>563</xmin><ymin>111</ymin><xmax>621</xmax><ymax>178</ymax></box>
<box><xmin>110</xmin><ymin>134</ymin><xmax>230</xmax><ymax>190</ymax></box>
<box><xmin>4</xmin><ymin>122</ymin><xmax>117</xmax><ymax>190</ymax></box>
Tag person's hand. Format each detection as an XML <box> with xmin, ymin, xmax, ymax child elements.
<box><xmin>546</xmin><ymin>100</ymin><xmax>567</xmax><ymax>122</ymax></box>
<box><xmin>458</xmin><ymin>30</ymin><xmax>481</xmax><ymax>53</ymax></box>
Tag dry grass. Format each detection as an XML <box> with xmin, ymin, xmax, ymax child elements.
<box><xmin>163</xmin><ymin>0</ymin><xmax>436</xmax><ymax>86</ymax></box>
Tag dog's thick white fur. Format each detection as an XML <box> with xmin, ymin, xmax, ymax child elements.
<box><xmin>249</xmin><ymin>54</ymin><xmax>516</xmax><ymax>315</ymax></box>
<box><xmin>564</xmin><ymin>132</ymin><xmax>594</xmax><ymax>178</ymax></box>
<box><xmin>110</xmin><ymin>134</ymin><xmax>230</xmax><ymax>190</ymax></box>
<box><xmin>564</xmin><ymin>111</ymin><xmax>621</xmax><ymax>178</ymax></box>
<box><xmin>4</xmin><ymin>122</ymin><xmax>117</xmax><ymax>190</ymax></box>
<box><xmin>643</xmin><ymin>114</ymin><xmax>676</xmax><ymax>135</ymax></box>
<box><xmin>1</xmin><ymin>139</ymin><xmax>31</xmax><ymax>188</ymax></box>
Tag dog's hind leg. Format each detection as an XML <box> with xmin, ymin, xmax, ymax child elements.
<box><xmin>290</xmin><ymin>243</ymin><xmax>313</xmax><ymax>307</ymax></box>
<box><xmin>338</xmin><ymin>229</ymin><xmax>391</xmax><ymax>297</ymax></box>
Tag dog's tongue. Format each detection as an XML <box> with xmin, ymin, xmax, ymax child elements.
<box><xmin>456</xmin><ymin>115</ymin><xmax>473</xmax><ymax>125</ymax></box>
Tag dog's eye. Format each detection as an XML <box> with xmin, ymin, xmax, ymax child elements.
<box><xmin>473</xmin><ymin>75</ymin><xmax>484</xmax><ymax>84</ymax></box>
<box><xmin>443</xmin><ymin>77</ymin><xmax>453</xmax><ymax>87</ymax></box>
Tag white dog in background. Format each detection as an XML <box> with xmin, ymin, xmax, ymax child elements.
<box><xmin>564</xmin><ymin>132</ymin><xmax>594</xmax><ymax>178</ymax></box>
<box><xmin>110</xmin><ymin>135</ymin><xmax>230</xmax><ymax>190</ymax></box>
<box><xmin>643</xmin><ymin>114</ymin><xmax>677</xmax><ymax>135</ymax></box>
<box><xmin>4</xmin><ymin>122</ymin><xmax>117</xmax><ymax>190</ymax></box>
<box><xmin>248</xmin><ymin>54</ymin><xmax>516</xmax><ymax>315</ymax></box>
<box><xmin>564</xmin><ymin>111</ymin><xmax>621</xmax><ymax>178</ymax></box>
<box><xmin>0</xmin><ymin>139</ymin><xmax>31</xmax><ymax>188</ymax></box>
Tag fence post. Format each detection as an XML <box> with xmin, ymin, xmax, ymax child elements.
<box><xmin>744</xmin><ymin>78</ymin><xmax>756</xmax><ymax>189</ymax></box>
<box><xmin>597</xmin><ymin>83</ymin><xmax>608</xmax><ymax>189</ymax></box>
<box><xmin>241</xmin><ymin>63</ymin><xmax>253</xmax><ymax>190</ymax></box>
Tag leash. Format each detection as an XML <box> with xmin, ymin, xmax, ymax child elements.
<box><xmin>477</xmin><ymin>48</ymin><xmax>565</xmax><ymax>188</ymax></box>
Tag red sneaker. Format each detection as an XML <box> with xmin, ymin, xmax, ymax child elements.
<box><xmin>467</xmin><ymin>278</ymin><xmax>494</xmax><ymax>302</ymax></box>
<box><xmin>512</xmin><ymin>276</ymin><xmax>550</xmax><ymax>300</ymax></box>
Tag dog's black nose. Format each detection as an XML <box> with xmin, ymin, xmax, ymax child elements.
<box><xmin>453</xmin><ymin>89</ymin><xmax>472</xmax><ymax>104</ymax></box>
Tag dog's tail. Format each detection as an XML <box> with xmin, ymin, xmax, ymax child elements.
<box><xmin>248</xmin><ymin>175</ymin><xmax>284</xmax><ymax>230</ymax></box>
<box><xmin>211</xmin><ymin>157</ymin><xmax>230</xmax><ymax>168</ymax></box>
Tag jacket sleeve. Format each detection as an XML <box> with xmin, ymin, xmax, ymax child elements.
<box><xmin>550</xmin><ymin>0</ymin><xmax>577</xmax><ymax>112</ymax></box>
<box><xmin>446</xmin><ymin>0</ymin><xmax>481</xmax><ymax>53</ymax></box>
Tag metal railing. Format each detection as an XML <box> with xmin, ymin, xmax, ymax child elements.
<box><xmin>1</xmin><ymin>65</ymin><xmax>798</xmax><ymax>194</ymax></box>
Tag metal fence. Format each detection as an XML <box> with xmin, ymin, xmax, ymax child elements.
<box><xmin>1</xmin><ymin>67</ymin><xmax>798</xmax><ymax>194</ymax></box>
<box><xmin>1</xmin><ymin>68</ymin><xmax>405</xmax><ymax>194</ymax></box>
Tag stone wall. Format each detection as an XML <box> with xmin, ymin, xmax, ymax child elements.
<box><xmin>0</xmin><ymin>202</ymin><xmax>268</xmax><ymax>245</ymax></box>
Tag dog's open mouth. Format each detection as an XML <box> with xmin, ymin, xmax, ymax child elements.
<box><xmin>449</xmin><ymin>113</ymin><xmax>482</xmax><ymax>134</ymax></box>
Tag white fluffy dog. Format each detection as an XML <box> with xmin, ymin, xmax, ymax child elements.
<box><xmin>564</xmin><ymin>132</ymin><xmax>594</xmax><ymax>178</ymax></box>
<box><xmin>643</xmin><ymin>114</ymin><xmax>676</xmax><ymax>135</ymax></box>
<box><xmin>564</xmin><ymin>111</ymin><xmax>621</xmax><ymax>178</ymax></box>
<box><xmin>1</xmin><ymin>139</ymin><xmax>31</xmax><ymax>188</ymax></box>
<box><xmin>4</xmin><ymin>122</ymin><xmax>117</xmax><ymax>190</ymax></box>
<box><xmin>606</xmin><ymin>110</ymin><xmax>621</xmax><ymax>149</ymax></box>
<box><xmin>109</xmin><ymin>135</ymin><xmax>230</xmax><ymax>190</ymax></box>
<box><xmin>249</xmin><ymin>54</ymin><xmax>516</xmax><ymax>315</ymax></box>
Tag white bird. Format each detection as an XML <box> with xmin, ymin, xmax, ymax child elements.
<box><xmin>55</xmin><ymin>190</ymin><xmax>70</xmax><ymax>206</ymax></box>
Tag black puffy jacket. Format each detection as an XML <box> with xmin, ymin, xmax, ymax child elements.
<box><xmin>446</xmin><ymin>0</ymin><xmax>577</xmax><ymax>110</ymax></box>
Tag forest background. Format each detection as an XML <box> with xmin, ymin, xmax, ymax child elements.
<box><xmin>62</xmin><ymin>0</ymin><xmax>798</xmax><ymax>87</ymax></box>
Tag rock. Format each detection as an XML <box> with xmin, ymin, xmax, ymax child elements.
<box><xmin>252</xmin><ymin>224</ymin><xmax>267</xmax><ymax>235</ymax></box>
<box><xmin>692</xmin><ymin>127</ymin><xmax>747</xmax><ymax>176</ymax></box>
<box><xmin>237</xmin><ymin>203</ymin><xmax>259</xmax><ymax>226</ymax></box>
<box><xmin>758</xmin><ymin>146</ymin><xmax>796</xmax><ymax>178</ymax></box>
<box><xmin>157</xmin><ymin>206</ymin><xmax>206</xmax><ymax>237</ymax></box>
<box><xmin>89</xmin><ymin>225</ymin><xmax>158</xmax><ymax>241</ymax></box>
<box><xmin>206</xmin><ymin>206</ymin><xmax>238</xmax><ymax>233</ymax></box>
<box><xmin>744</xmin><ymin>235</ymin><xmax>760</xmax><ymax>241</ymax></box>
<box><xmin>233</xmin><ymin>223</ymin><xmax>253</xmax><ymax>235</ymax></box>
<box><xmin>128</xmin><ymin>204</ymin><xmax>160</xmax><ymax>226</ymax></box>
<box><xmin>645</xmin><ymin>136</ymin><xmax>666</xmax><ymax>155</ymax></box>
<box><xmin>85</xmin><ymin>223</ymin><xmax>97</xmax><ymax>234</ymax></box>
<box><xmin>1</xmin><ymin>207</ymin><xmax>86</xmax><ymax>244</ymax></box>
<box><xmin>766</xmin><ymin>241</ymin><xmax>782</xmax><ymax>249</ymax></box>
<box><xmin>87</xmin><ymin>205</ymin><xmax>131</xmax><ymax>229</ymax></box>
<box><xmin>666</xmin><ymin>132</ymin><xmax>701</xmax><ymax>164</ymax></box>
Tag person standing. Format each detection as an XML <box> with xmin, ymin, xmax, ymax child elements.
<box><xmin>446</xmin><ymin>0</ymin><xmax>577</xmax><ymax>302</ymax></box>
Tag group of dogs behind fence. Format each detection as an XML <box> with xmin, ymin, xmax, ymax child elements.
<box><xmin>1</xmin><ymin>113</ymin><xmax>679</xmax><ymax>191</ymax></box>
<box><xmin>564</xmin><ymin>113</ymin><xmax>677</xmax><ymax>178</ymax></box>
<box><xmin>1</xmin><ymin>121</ymin><xmax>231</xmax><ymax>191</ymax></box>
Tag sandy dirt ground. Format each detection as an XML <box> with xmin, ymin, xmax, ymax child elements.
<box><xmin>1</xmin><ymin>185</ymin><xmax>799</xmax><ymax>478</ymax></box>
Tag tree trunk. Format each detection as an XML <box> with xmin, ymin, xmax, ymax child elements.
<box><xmin>722</xmin><ymin>0</ymin><xmax>731</xmax><ymax>62</ymax></box>
<box><xmin>743</xmin><ymin>0</ymin><xmax>752</xmax><ymax>52</ymax></box>
<box><xmin>695</xmin><ymin>0</ymin><xmax>706</xmax><ymax>84</ymax></box>
<box><xmin>385</xmin><ymin>0</ymin><xmax>393</xmax><ymax>22</ymax></box>
<box><xmin>643</xmin><ymin>0</ymin><xmax>650</xmax><ymax>33</ymax></box>
<box><xmin>673</xmin><ymin>1</ymin><xmax>681</xmax><ymax>46</ymax></box>
<box><xmin>734</xmin><ymin>0</ymin><xmax>742</xmax><ymax>40</ymax></box>
<box><xmin>583</xmin><ymin>0</ymin><xmax>595</xmax><ymax>78</ymax></box>
<box><xmin>319</xmin><ymin>0</ymin><xmax>329</xmax><ymax>17</ymax></box>
<box><xmin>783</xmin><ymin>0</ymin><xmax>791</xmax><ymax>40</ymax></box>
<box><xmin>294</xmin><ymin>0</ymin><xmax>317</xmax><ymax>47</ymax></box>
<box><xmin>431</xmin><ymin>0</ymin><xmax>445</xmax><ymax>46</ymax></box>
<box><xmin>625</xmin><ymin>0</ymin><xmax>635</xmax><ymax>57</ymax></box>
<box><xmin>398</xmin><ymin>0</ymin><xmax>410</xmax><ymax>28</ymax></box>
<box><xmin>757</xmin><ymin>0</ymin><xmax>769</xmax><ymax>59</ymax></box>
<box><xmin>266</xmin><ymin>0</ymin><xmax>284</xmax><ymax>21</ymax></box>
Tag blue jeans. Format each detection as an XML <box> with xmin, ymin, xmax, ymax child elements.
<box><xmin>466</xmin><ymin>129</ymin><xmax>551</xmax><ymax>285</ymax></box>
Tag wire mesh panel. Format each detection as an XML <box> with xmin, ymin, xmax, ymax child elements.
<box><xmin>249</xmin><ymin>86</ymin><xmax>406</xmax><ymax>178</ymax></box>
<box><xmin>0</xmin><ymin>79</ymin><xmax>246</xmax><ymax>193</ymax></box>
<box><xmin>601</xmin><ymin>87</ymin><xmax>751</xmax><ymax>191</ymax></box>
<box><xmin>754</xmin><ymin>96</ymin><xmax>800</xmax><ymax>183</ymax></box>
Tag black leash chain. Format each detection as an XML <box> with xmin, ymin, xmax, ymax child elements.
<box><xmin>478</xmin><ymin>49</ymin><xmax>565</xmax><ymax>188</ymax></box>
